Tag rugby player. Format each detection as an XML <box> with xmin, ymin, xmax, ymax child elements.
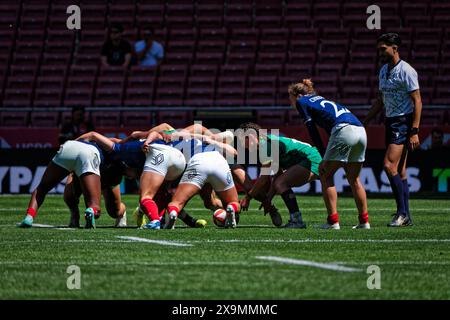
<box><xmin>289</xmin><ymin>79</ymin><xmax>370</xmax><ymax>230</ymax></box>
<box><xmin>19</xmin><ymin>139</ymin><xmax>103</xmax><ymax>228</ymax></box>
<box><xmin>238</xmin><ymin>122</ymin><xmax>322</xmax><ymax>228</ymax></box>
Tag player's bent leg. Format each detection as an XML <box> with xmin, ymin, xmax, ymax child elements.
<box><xmin>103</xmin><ymin>185</ymin><xmax>127</xmax><ymax>227</ymax></box>
<box><xmin>165</xmin><ymin>183</ymin><xmax>201</xmax><ymax>229</ymax></box>
<box><xmin>319</xmin><ymin>160</ymin><xmax>342</xmax><ymax>230</ymax></box>
<box><xmin>345</xmin><ymin>162</ymin><xmax>370</xmax><ymax>229</ymax></box>
<box><xmin>199</xmin><ymin>184</ymin><xmax>223</xmax><ymax>211</ymax></box>
<box><xmin>273</xmin><ymin>164</ymin><xmax>316</xmax><ymax>229</ymax></box>
<box><xmin>216</xmin><ymin>187</ymin><xmax>240</xmax><ymax>229</ymax></box>
<box><xmin>64</xmin><ymin>174</ymin><xmax>83</xmax><ymax>228</ymax></box>
<box><xmin>79</xmin><ymin>172</ymin><xmax>102</xmax><ymax>229</ymax></box>
<box><xmin>139</xmin><ymin>171</ymin><xmax>166</xmax><ymax>229</ymax></box>
<box><xmin>20</xmin><ymin>161</ymin><xmax>70</xmax><ymax>228</ymax></box>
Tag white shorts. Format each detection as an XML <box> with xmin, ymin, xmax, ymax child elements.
<box><xmin>143</xmin><ymin>143</ymin><xmax>186</xmax><ymax>181</ymax></box>
<box><xmin>324</xmin><ymin>124</ymin><xmax>367</xmax><ymax>163</ymax></box>
<box><xmin>180</xmin><ymin>151</ymin><xmax>234</xmax><ymax>192</ymax></box>
<box><xmin>52</xmin><ymin>140</ymin><xmax>101</xmax><ymax>177</ymax></box>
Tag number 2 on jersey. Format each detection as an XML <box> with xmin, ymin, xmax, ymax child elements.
<box><xmin>320</xmin><ymin>100</ymin><xmax>350</xmax><ymax>118</ymax></box>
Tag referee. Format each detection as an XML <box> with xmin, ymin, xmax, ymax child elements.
<box><xmin>364</xmin><ymin>33</ymin><xmax>422</xmax><ymax>227</ymax></box>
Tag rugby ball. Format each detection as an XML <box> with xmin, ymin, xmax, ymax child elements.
<box><xmin>212</xmin><ymin>209</ymin><xmax>227</xmax><ymax>227</ymax></box>
<box><xmin>212</xmin><ymin>208</ymin><xmax>240</xmax><ymax>227</ymax></box>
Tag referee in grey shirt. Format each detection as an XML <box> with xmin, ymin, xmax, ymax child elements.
<box><xmin>364</xmin><ymin>33</ymin><xmax>423</xmax><ymax>227</ymax></box>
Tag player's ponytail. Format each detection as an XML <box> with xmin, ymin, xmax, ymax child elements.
<box><xmin>288</xmin><ymin>79</ymin><xmax>316</xmax><ymax>97</ymax></box>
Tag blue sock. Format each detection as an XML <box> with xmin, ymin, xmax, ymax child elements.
<box><xmin>387</xmin><ymin>174</ymin><xmax>406</xmax><ymax>216</ymax></box>
<box><xmin>402</xmin><ymin>179</ymin><xmax>411</xmax><ymax>220</ymax></box>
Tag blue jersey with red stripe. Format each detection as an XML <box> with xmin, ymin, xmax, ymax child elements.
<box><xmin>296</xmin><ymin>95</ymin><xmax>363</xmax><ymax>134</ymax></box>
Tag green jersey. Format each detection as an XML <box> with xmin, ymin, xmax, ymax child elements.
<box><xmin>260</xmin><ymin>134</ymin><xmax>322</xmax><ymax>175</ymax></box>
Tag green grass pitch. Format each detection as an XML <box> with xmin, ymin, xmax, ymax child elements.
<box><xmin>0</xmin><ymin>194</ymin><xmax>449</xmax><ymax>300</ymax></box>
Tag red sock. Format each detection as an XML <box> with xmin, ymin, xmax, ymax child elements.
<box><xmin>140</xmin><ymin>198</ymin><xmax>159</xmax><ymax>221</ymax></box>
<box><xmin>227</xmin><ymin>202</ymin><xmax>240</xmax><ymax>214</ymax></box>
<box><xmin>328</xmin><ymin>212</ymin><xmax>339</xmax><ymax>224</ymax></box>
<box><xmin>359</xmin><ymin>212</ymin><xmax>369</xmax><ymax>224</ymax></box>
<box><xmin>87</xmin><ymin>207</ymin><xmax>101</xmax><ymax>219</ymax></box>
<box><xmin>168</xmin><ymin>205</ymin><xmax>179</xmax><ymax>218</ymax></box>
<box><xmin>26</xmin><ymin>207</ymin><xmax>37</xmax><ymax>218</ymax></box>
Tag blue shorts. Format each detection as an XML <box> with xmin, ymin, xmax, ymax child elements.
<box><xmin>385</xmin><ymin>113</ymin><xmax>413</xmax><ymax>147</ymax></box>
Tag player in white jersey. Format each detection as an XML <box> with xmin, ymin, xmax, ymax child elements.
<box><xmin>364</xmin><ymin>33</ymin><xmax>423</xmax><ymax>227</ymax></box>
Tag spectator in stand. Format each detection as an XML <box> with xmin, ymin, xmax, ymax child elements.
<box><xmin>135</xmin><ymin>25</ymin><xmax>164</xmax><ymax>67</ymax></box>
<box><xmin>101</xmin><ymin>23</ymin><xmax>132</xmax><ymax>68</ymax></box>
<box><xmin>59</xmin><ymin>106</ymin><xmax>95</xmax><ymax>145</ymax></box>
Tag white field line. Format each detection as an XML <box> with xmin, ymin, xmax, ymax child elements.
<box><xmin>188</xmin><ymin>239</ymin><xmax>450</xmax><ymax>243</ymax></box>
<box><xmin>256</xmin><ymin>256</ymin><xmax>362</xmax><ymax>272</ymax></box>
<box><xmin>116</xmin><ymin>236</ymin><xmax>192</xmax><ymax>247</ymax></box>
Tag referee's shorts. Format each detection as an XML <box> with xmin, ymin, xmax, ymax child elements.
<box><xmin>384</xmin><ymin>113</ymin><xmax>413</xmax><ymax>147</ymax></box>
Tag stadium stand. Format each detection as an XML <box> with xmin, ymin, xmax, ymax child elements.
<box><xmin>0</xmin><ymin>0</ymin><xmax>449</xmax><ymax>128</ymax></box>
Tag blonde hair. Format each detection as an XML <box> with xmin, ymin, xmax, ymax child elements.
<box><xmin>288</xmin><ymin>79</ymin><xmax>316</xmax><ymax>97</ymax></box>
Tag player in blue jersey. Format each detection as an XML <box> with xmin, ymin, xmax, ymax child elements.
<box><xmin>154</xmin><ymin>130</ymin><xmax>240</xmax><ymax>229</ymax></box>
<box><xmin>289</xmin><ymin>79</ymin><xmax>370</xmax><ymax>230</ymax></box>
<box><xmin>77</xmin><ymin>131</ymin><xmax>186</xmax><ymax>230</ymax></box>
<box><xmin>364</xmin><ymin>33</ymin><xmax>422</xmax><ymax>227</ymax></box>
<box><xmin>18</xmin><ymin>140</ymin><xmax>103</xmax><ymax>228</ymax></box>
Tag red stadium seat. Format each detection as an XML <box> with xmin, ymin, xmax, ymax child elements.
<box><xmin>315</xmin><ymin>64</ymin><xmax>343</xmax><ymax>77</ymax></box>
<box><xmin>283</xmin><ymin>64</ymin><xmax>313</xmax><ymax>78</ymax></box>
<box><xmin>29</xmin><ymin>111</ymin><xmax>59</xmax><ymax>127</ymax></box>
<box><xmin>248</xmin><ymin>76</ymin><xmax>277</xmax><ymax>90</ymax></box>
<box><xmin>196</xmin><ymin>5</ymin><xmax>224</xmax><ymax>28</ymax></box>
<box><xmin>198</xmin><ymin>28</ymin><xmax>228</xmax><ymax>42</ymax></box>
<box><xmin>197</xmin><ymin>40</ymin><xmax>227</xmax><ymax>53</ymax></box>
<box><xmin>260</xmin><ymin>28</ymin><xmax>289</xmax><ymax>41</ymax></box>
<box><xmin>190</xmin><ymin>64</ymin><xmax>218</xmax><ymax>77</ymax></box>
<box><xmin>321</xmin><ymin>28</ymin><xmax>351</xmax><ymax>41</ymax></box>
<box><xmin>188</xmin><ymin>76</ymin><xmax>216</xmax><ymax>90</ymax></box>
<box><xmin>64</xmin><ymin>88</ymin><xmax>94</xmax><ymax>107</ymax></box>
<box><xmin>94</xmin><ymin>88</ymin><xmax>124</xmax><ymax>107</ymax></box>
<box><xmin>185</xmin><ymin>88</ymin><xmax>215</xmax><ymax>107</ymax></box>
<box><xmin>122</xmin><ymin>111</ymin><xmax>153</xmax><ymax>128</ymax></box>
<box><xmin>224</xmin><ymin>4</ymin><xmax>253</xmax><ymax>29</ymax></box>
<box><xmin>154</xmin><ymin>87</ymin><xmax>184</xmax><ymax>106</ymax></box>
<box><xmin>284</xmin><ymin>3</ymin><xmax>311</xmax><ymax>28</ymax></box>
<box><xmin>340</xmin><ymin>87</ymin><xmax>371</xmax><ymax>105</ymax></box>
<box><xmin>0</xmin><ymin>111</ymin><xmax>28</xmax><ymax>127</ymax></box>
<box><xmin>127</xmin><ymin>75</ymin><xmax>156</xmax><ymax>91</ymax></box>
<box><xmin>157</xmin><ymin>111</ymin><xmax>193</xmax><ymax>128</ymax></box>
<box><xmin>91</xmin><ymin>111</ymin><xmax>121</xmax><ymax>127</ymax></box>
<box><xmin>136</xmin><ymin>4</ymin><xmax>165</xmax><ymax>28</ymax></box>
<box><xmin>256</xmin><ymin>110</ymin><xmax>286</xmax><ymax>126</ymax></box>
<box><xmin>195</xmin><ymin>52</ymin><xmax>224</xmax><ymax>65</ymax></box>
<box><xmin>253</xmin><ymin>64</ymin><xmax>282</xmax><ymax>77</ymax></box>
<box><xmin>257</xmin><ymin>52</ymin><xmax>286</xmax><ymax>64</ymax></box>
<box><xmin>220</xmin><ymin>64</ymin><xmax>248</xmax><ymax>77</ymax></box>
<box><xmin>124</xmin><ymin>88</ymin><xmax>153</xmax><ymax>106</ymax></box>
<box><xmin>346</xmin><ymin>63</ymin><xmax>377</xmax><ymax>76</ymax></box>
<box><xmin>3</xmin><ymin>89</ymin><xmax>33</xmax><ymax>108</ymax></box>
<box><xmin>227</xmin><ymin>52</ymin><xmax>255</xmax><ymax>65</ymax></box>
<box><xmin>215</xmin><ymin>87</ymin><xmax>245</xmax><ymax>106</ymax></box>
<box><xmin>246</xmin><ymin>88</ymin><xmax>276</xmax><ymax>106</ymax></box>
<box><xmin>218</xmin><ymin>76</ymin><xmax>246</xmax><ymax>90</ymax></box>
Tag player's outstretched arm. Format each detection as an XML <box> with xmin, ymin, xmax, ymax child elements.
<box><xmin>76</xmin><ymin>131</ymin><xmax>115</xmax><ymax>152</ymax></box>
<box><xmin>120</xmin><ymin>123</ymin><xmax>175</xmax><ymax>143</ymax></box>
<box><xmin>363</xmin><ymin>92</ymin><xmax>384</xmax><ymax>126</ymax></box>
